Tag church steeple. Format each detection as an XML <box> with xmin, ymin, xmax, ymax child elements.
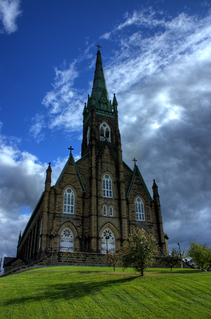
<box><xmin>83</xmin><ymin>49</ymin><xmax>117</xmax><ymax>129</ymax></box>
<box><xmin>91</xmin><ymin>49</ymin><xmax>109</xmax><ymax>103</ymax></box>
<box><xmin>82</xmin><ymin>49</ymin><xmax>120</xmax><ymax>156</ymax></box>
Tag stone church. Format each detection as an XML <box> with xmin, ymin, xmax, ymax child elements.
<box><xmin>5</xmin><ymin>50</ymin><xmax>168</xmax><ymax>273</ymax></box>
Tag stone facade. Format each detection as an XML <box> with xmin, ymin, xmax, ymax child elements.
<box><xmin>5</xmin><ymin>50</ymin><xmax>167</xmax><ymax>273</ymax></box>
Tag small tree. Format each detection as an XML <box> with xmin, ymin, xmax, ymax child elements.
<box><xmin>186</xmin><ymin>240</ymin><xmax>211</xmax><ymax>271</ymax></box>
<box><xmin>104</xmin><ymin>251</ymin><xmax>120</xmax><ymax>271</ymax></box>
<box><xmin>120</xmin><ymin>229</ymin><xmax>158</xmax><ymax>276</ymax></box>
<box><xmin>162</xmin><ymin>247</ymin><xmax>184</xmax><ymax>271</ymax></box>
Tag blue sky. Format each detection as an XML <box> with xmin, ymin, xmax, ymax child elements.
<box><xmin>0</xmin><ymin>0</ymin><xmax>211</xmax><ymax>260</ymax></box>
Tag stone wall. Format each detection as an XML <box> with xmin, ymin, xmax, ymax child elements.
<box><xmin>3</xmin><ymin>252</ymin><xmax>108</xmax><ymax>276</ymax></box>
<box><xmin>37</xmin><ymin>252</ymin><xmax>107</xmax><ymax>267</ymax></box>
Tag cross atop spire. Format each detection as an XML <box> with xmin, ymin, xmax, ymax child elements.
<box><xmin>132</xmin><ymin>158</ymin><xmax>137</xmax><ymax>167</ymax></box>
<box><xmin>68</xmin><ymin>146</ymin><xmax>74</xmax><ymax>154</ymax></box>
<box><xmin>96</xmin><ymin>44</ymin><xmax>102</xmax><ymax>51</ymax></box>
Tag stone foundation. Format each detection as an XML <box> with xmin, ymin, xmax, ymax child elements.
<box><xmin>3</xmin><ymin>252</ymin><xmax>107</xmax><ymax>276</ymax></box>
<box><xmin>36</xmin><ymin>251</ymin><xmax>107</xmax><ymax>267</ymax></box>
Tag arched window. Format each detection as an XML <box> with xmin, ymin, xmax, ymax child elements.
<box><xmin>103</xmin><ymin>206</ymin><xmax>107</xmax><ymax>216</ymax></box>
<box><xmin>109</xmin><ymin>207</ymin><xmax>113</xmax><ymax>217</ymax></box>
<box><xmin>101</xmin><ymin>228</ymin><xmax>115</xmax><ymax>254</ymax></box>
<box><xmin>87</xmin><ymin>126</ymin><xmax>90</xmax><ymax>145</ymax></box>
<box><xmin>99</xmin><ymin>123</ymin><xmax>111</xmax><ymax>142</ymax></box>
<box><xmin>103</xmin><ymin>174</ymin><xmax>113</xmax><ymax>198</ymax></box>
<box><xmin>63</xmin><ymin>188</ymin><xmax>75</xmax><ymax>214</ymax></box>
<box><xmin>135</xmin><ymin>197</ymin><xmax>145</xmax><ymax>221</ymax></box>
<box><xmin>60</xmin><ymin>227</ymin><xmax>74</xmax><ymax>252</ymax></box>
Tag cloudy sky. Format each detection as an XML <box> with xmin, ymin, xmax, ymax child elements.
<box><xmin>0</xmin><ymin>0</ymin><xmax>211</xmax><ymax>261</ymax></box>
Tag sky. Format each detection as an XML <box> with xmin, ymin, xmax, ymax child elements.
<box><xmin>0</xmin><ymin>0</ymin><xmax>211</xmax><ymax>262</ymax></box>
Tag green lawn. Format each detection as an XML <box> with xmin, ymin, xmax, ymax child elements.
<box><xmin>0</xmin><ymin>267</ymin><xmax>211</xmax><ymax>318</ymax></box>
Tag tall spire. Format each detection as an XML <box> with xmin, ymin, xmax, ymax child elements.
<box><xmin>83</xmin><ymin>49</ymin><xmax>117</xmax><ymax>126</ymax></box>
<box><xmin>91</xmin><ymin>49</ymin><xmax>109</xmax><ymax>104</ymax></box>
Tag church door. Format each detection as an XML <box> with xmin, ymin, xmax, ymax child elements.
<box><xmin>101</xmin><ymin>228</ymin><xmax>115</xmax><ymax>254</ymax></box>
<box><xmin>60</xmin><ymin>227</ymin><xmax>74</xmax><ymax>252</ymax></box>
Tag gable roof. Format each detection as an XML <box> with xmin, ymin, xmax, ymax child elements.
<box><xmin>126</xmin><ymin>164</ymin><xmax>153</xmax><ymax>201</ymax></box>
<box><xmin>54</xmin><ymin>153</ymin><xmax>86</xmax><ymax>193</ymax></box>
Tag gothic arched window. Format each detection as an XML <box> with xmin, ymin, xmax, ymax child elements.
<box><xmin>63</xmin><ymin>188</ymin><xmax>75</xmax><ymax>214</ymax></box>
<box><xmin>103</xmin><ymin>206</ymin><xmax>107</xmax><ymax>216</ymax></box>
<box><xmin>99</xmin><ymin>122</ymin><xmax>111</xmax><ymax>142</ymax></box>
<box><xmin>103</xmin><ymin>174</ymin><xmax>113</xmax><ymax>198</ymax></box>
<box><xmin>135</xmin><ymin>197</ymin><xmax>145</xmax><ymax>221</ymax></box>
<box><xmin>109</xmin><ymin>206</ymin><xmax>113</xmax><ymax>217</ymax></box>
<box><xmin>101</xmin><ymin>228</ymin><xmax>115</xmax><ymax>254</ymax></box>
<box><xmin>60</xmin><ymin>227</ymin><xmax>74</xmax><ymax>252</ymax></box>
<box><xmin>87</xmin><ymin>126</ymin><xmax>90</xmax><ymax>145</ymax></box>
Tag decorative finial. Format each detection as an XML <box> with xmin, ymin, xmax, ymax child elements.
<box><xmin>132</xmin><ymin>158</ymin><xmax>137</xmax><ymax>167</ymax></box>
<box><xmin>68</xmin><ymin>146</ymin><xmax>74</xmax><ymax>154</ymax></box>
<box><xmin>96</xmin><ymin>44</ymin><xmax>102</xmax><ymax>50</ymax></box>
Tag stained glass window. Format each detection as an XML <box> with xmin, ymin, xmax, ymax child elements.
<box><xmin>101</xmin><ymin>228</ymin><xmax>115</xmax><ymax>254</ymax></box>
<box><xmin>102</xmin><ymin>175</ymin><xmax>113</xmax><ymax>198</ymax></box>
<box><xmin>110</xmin><ymin>207</ymin><xmax>113</xmax><ymax>217</ymax></box>
<box><xmin>135</xmin><ymin>197</ymin><xmax>145</xmax><ymax>221</ymax></box>
<box><xmin>63</xmin><ymin>188</ymin><xmax>75</xmax><ymax>214</ymax></box>
<box><xmin>60</xmin><ymin>227</ymin><xmax>74</xmax><ymax>252</ymax></box>
<box><xmin>103</xmin><ymin>206</ymin><xmax>107</xmax><ymax>216</ymax></box>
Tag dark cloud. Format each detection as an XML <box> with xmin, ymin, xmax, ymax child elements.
<box><xmin>120</xmin><ymin>58</ymin><xmax>211</xmax><ymax>251</ymax></box>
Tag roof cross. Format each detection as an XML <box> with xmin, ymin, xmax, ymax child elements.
<box><xmin>96</xmin><ymin>44</ymin><xmax>102</xmax><ymax>50</ymax></box>
<box><xmin>132</xmin><ymin>158</ymin><xmax>137</xmax><ymax>167</ymax></box>
<box><xmin>68</xmin><ymin>146</ymin><xmax>74</xmax><ymax>154</ymax></box>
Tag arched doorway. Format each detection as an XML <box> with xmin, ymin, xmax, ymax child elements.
<box><xmin>60</xmin><ymin>227</ymin><xmax>74</xmax><ymax>252</ymax></box>
<box><xmin>101</xmin><ymin>228</ymin><xmax>115</xmax><ymax>254</ymax></box>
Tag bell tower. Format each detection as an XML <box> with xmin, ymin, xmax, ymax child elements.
<box><xmin>81</xmin><ymin>49</ymin><xmax>120</xmax><ymax>157</ymax></box>
<box><xmin>81</xmin><ymin>49</ymin><xmax>127</xmax><ymax>251</ymax></box>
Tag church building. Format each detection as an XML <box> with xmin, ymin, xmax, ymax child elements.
<box><xmin>6</xmin><ymin>50</ymin><xmax>167</xmax><ymax>272</ymax></box>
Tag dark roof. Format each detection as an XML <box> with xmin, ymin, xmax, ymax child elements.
<box><xmin>18</xmin><ymin>192</ymin><xmax>44</xmax><ymax>248</ymax></box>
<box><xmin>3</xmin><ymin>257</ymin><xmax>17</xmax><ymax>267</ymax></box>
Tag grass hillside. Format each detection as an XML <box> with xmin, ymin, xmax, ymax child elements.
<box><xmin>0</xmin><ymin>267</ymin><xmax>211</xmax><ymax>318</ymax></box>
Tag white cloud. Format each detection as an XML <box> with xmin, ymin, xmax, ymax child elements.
<box><xmin>29</xmin><ymin>113</ymin><xmax>45</xmax><ymax>143</ymax></box>
<box><xmin>0</xmin><ymin>133</ymin><xmax>70</xmax><ymax>259</ymax></box>
<box><xmin>42</xmin><ymin>61</ymin><xmax>85</xmax><ymax>132</ymax></box>
<box><xmin>0</xmin><ymin>128</ymin><xmax>82</xmax><ymax>259</ymax></box>
<box><xmin>0</xmin><ymin>0</ymin><xmax>22</xmax><ymax>34</ymax></box>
